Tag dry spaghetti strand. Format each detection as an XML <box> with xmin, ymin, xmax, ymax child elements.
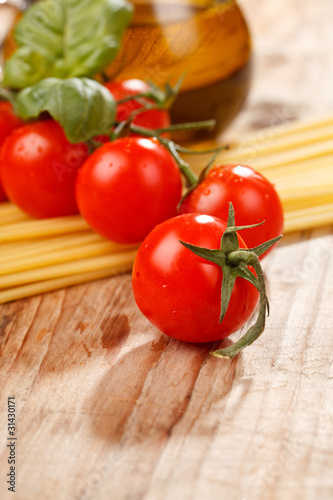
<box><xmin>0</xmin><ymin>266</ymin><xmax>133</xmax><ymax>304</ymax></box>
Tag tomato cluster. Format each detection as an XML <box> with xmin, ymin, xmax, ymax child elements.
<box><xmin>0</xmin><ymin>80</ymin><xmax>176</xmax><ymax>230</ymax></box>
<box><xmin>0</xmin><ymin>79</ymin><xmax>284</xmax><ymax>356</ymax></box>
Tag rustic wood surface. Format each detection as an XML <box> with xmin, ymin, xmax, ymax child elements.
<box><xmin>1</xmin><ymin>1</ymin><xmax>333</xmax><ymax>499</ymax></box>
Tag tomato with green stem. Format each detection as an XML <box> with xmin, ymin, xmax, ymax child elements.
<box><xmin>0</xmin><ymin>120</ymin><xmax>89</xmax><ymax>218</ymax></box>
<box><xmin>0</xmin><ymin>102</ymin><xmax>24</xmax><ymax>202</ymax></box>
<box><xmin>179</xmin><ymin>164</ymin><xmax>284</xmax><ymax>258</ymax></box>
<box><xmin>105</xmin><ymin>79</ymin><xmax>171</xmax><ymax>132</ymax></box>
<box><xmin>132</xmin><ymin>205</ymin><xmax>281</xmax><ymax>357</ymax></box>
<box><xmin>75</xmin><ymin>136</ymin><xmax>182</xmax><ymax>244</ymax></box>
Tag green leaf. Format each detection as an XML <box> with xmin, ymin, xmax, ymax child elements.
<box><xmin>227</xmin><ymin>202</ymin><xmax>236</xmax><ymax>227</ymax></box>
<box><xmin>221</xmin><ymin>203</ymin><xmax>239</xmax><ymax>254</ymax></box>
<box><xmin>219</xmin><ymin>266</ymin><xmax>237</xmax><ymax>324</ymax></box>
<box><xmin>3</xmin><ymin>49</ymin><xmax>52</xmax><ymax>89</ymax></box>
<box><xmin>225</xmin><ymin>222</ymin><xmax>265</xmax><ymax>234</ymax></box>
<box><xmin>213</xmin><ymin>252</ymin><xmax>268</xmax><ymax>359</ymax></box>
<box><xmin>179</xmin><ymin>241</ymin><xmax>226</xmax><ymax>267</ymax></box>
<box><xmin>3</xmin><ymin>0</ymin><xmax>133</xmax><ymax>89</ymax></box>
<box><xmin>248</xmin><ymin>235</ymin><xmax>283</xmax><ymax>258</ymax></box>
<box><xmin>236</xmin><ymin>263</ymin><xmax>260</xmax><ymax>291</ymax></box>
<box><xmin>15</xmin><ymin>78</ymin><xmax>116</xmax><ymax>143</ymax></box>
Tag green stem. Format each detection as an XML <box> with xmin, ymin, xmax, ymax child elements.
<box><xmin>155</xmin><ymin>120</ymin><xmax>216</xmax><ymax>134</ymax></box>
<box><xmin>198</xmin><ymin>146</ymin><xmax>226</xmax><ymax>184</ymax></box>
<box><xmin>113</xmin><ymin>102</ymin><xmax>160</xmax><ymax>139</ymax></box>
<box><xmin>116</xmin><ymin>92</ymin><xmax>150</xmax><ymax>105</ymax></box>
<box><xmin>129</xmin><ymin>124</ymin><xmax>199</xmax><ymax>188</ymax></box>
<box><xmin>116</xmin><ymin>75</ymin><xmax>185</xmax><ymax>109</ymax></box>
<box><xmin>167</xmin><ymin>141</ymin><xmax>199</xmax><ymax>188</ymax></box>
<box><xmin>100</xmin><ymin>72</ymin><xmax>109</xmax><ymax>84</ymax></box>
<box><xmin>213</xmin><ymin>251</ymin><xmax>268</xmax><ymax>359</ymax></box>
<box><xmin>86</xmin><ymin>138</ymin><xmax>104</xmax><ymax>154</ymax></box>
<box><xmin>179</xmin><ymin>204</ymin><xmax>281</xmax><ymax>359</ymax></box>
<box><xmin>175</xmin><ymin>144</ymin><xmax>229</xmax><ymax>155</ymax></box>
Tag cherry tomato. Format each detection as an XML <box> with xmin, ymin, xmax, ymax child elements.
<box><xmin>132</xmin><ymin>213</ymin><xmax>259</xmax><ymax>343</ymax></box>
<box><xmin>0</xmin><ymin>102</ymin><xmax>24</xmax><ymax>202</ymax></box>
<box><xmin>180</xmin><ymin>164</ymin><xmax>284</xmax><ymax>258</ymax></box>
<box><xmin>105</xmin><ymin>79</ymin><xmax>171</xmax><ymax>130</ymax></box>
<box><xmin>0</xmin><ymin>120</ymin><xmax>89</xmax><ymax>218</ymax></box>
<box><xmin>76</xmin><ymin>137</ymin><xmax>182</xmax><ymax>244</ymax></box>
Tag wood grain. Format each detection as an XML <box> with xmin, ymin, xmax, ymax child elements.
<box><xmin>1</xmin><ymin>1</ymin><xmax>333</xmax><ymax>499</ymax></box>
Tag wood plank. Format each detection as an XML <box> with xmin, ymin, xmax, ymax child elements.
<box><xmin>0</xmin><ymin>232</ymin><xmax>332</xmax><ymax>500</ymax></box>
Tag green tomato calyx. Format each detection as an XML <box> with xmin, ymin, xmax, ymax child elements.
<box><xmin>179</xmin><ymin>203</ymin><xmax>282</xmax><ymax>359</ymax></box>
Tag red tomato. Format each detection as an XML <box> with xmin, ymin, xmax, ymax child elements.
<box><xmin>132</xmin><ymin>213</ymin><xmax>259</xmax><ymax>343</ymax></box>
<box><xmin>0</xmin><ymin>102</ymin><xmax>24</xmax><ymax>202</ymax></box>
<box><xmin>0</xmin><ymin>102</ymin><xmax>23</xmax><ymax>143</ymax></box>
<box><xmin>0</xmin><ymin>120</ymin><xmax>89</xmax><ymax>218</ymax></box>
<box><xmin>76</xmin><ymin>137</ymin><xmax>182</xmax><ymax>244</ymax></box>
<box><xmin>105</xmin><ymin>79</ymin><xmax>171</xmax><ymax>130</ymax></box>
<box><xmin>180</xmin><ymin>164</ymin><xmax>284</xmax><ymax>258</ymax></box>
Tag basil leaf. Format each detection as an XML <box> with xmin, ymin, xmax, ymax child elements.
<box><xmin>4</xmin><ymin>0</ymin><xmax>133</xmax><ymax>89</ymax></box>
<box><xmin>15</xmin><ymin>78</ymin><xmax>116</xmax><ymax>144</ymax></box>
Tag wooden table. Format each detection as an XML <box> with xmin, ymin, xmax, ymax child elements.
<box><xmin>1</xmin><ymin>1</ymin><xmax>333</xmax><ymax>499</ymax></box>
